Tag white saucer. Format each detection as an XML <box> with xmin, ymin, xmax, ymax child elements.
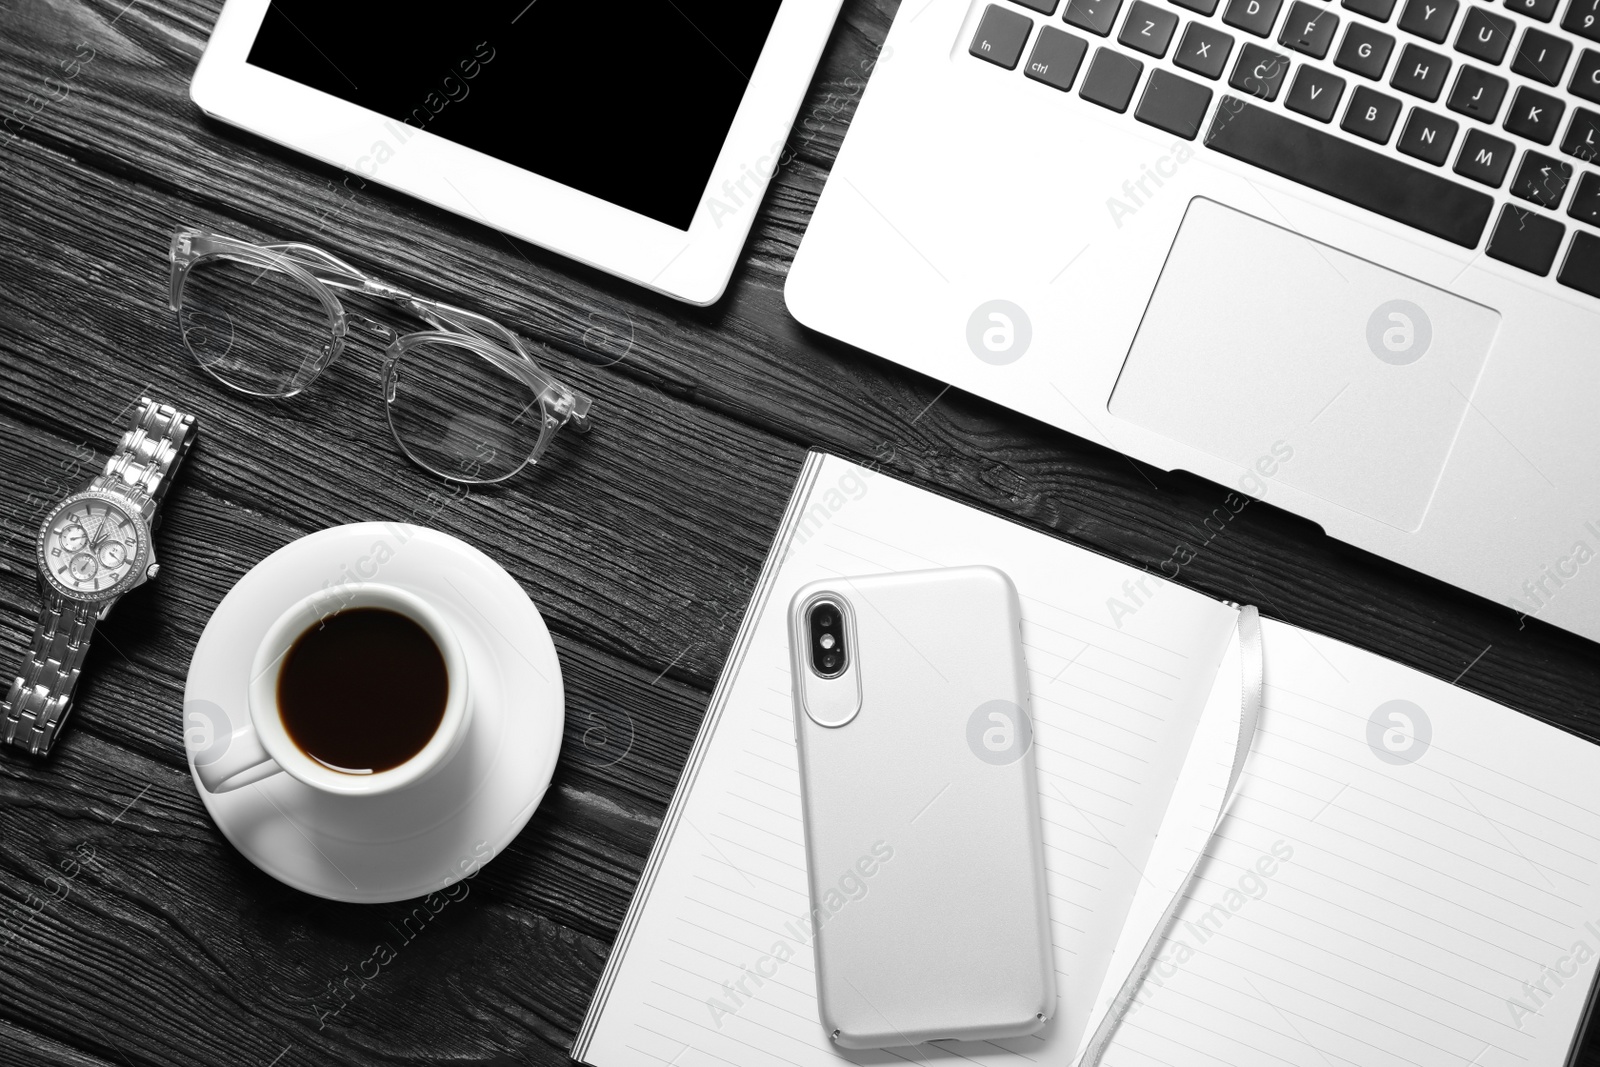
<box><xmin>184</xmin><ymin>523</ymin><xmax>564</xmax><ymax>903</ymax></box>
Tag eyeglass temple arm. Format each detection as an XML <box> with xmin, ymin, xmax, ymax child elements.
<box><xmin>184</xmin><ymin>232</ymin><xmax>593</xmax><ymax>430</ymax></box>
<box><xmin>261</xmin><ymin>246</ymin><xmax>483</xmax><ymax>329</ymax></box>
<box><xmin>262</xmin><ymin>246</ymin><xmax>515</xmax><ymax>347</ymax></box>
<box><xmin>265</xmin><ymin>245</ymin><xmax>515</xmax><ymax>343</ymax></box>
<box><xmin>404</xmin><ymin>297</ymin><xmax>594</xmax><ymax>430</ymax></box>
<box><xmin>421</xmin><ymin>318</ymin><xmax>593</xmax><ymax>431</ymax></box>
<box><xmin>262</xmin><ymin>242</ymin><xmax>386</xmax><ymax>291</ymax></box>
<box><xmin>174</xmin><ymin>231</ymin><xmax>446</xmax><ymax>311</ymax></box>
<box><xmin>389</xmin><ymin>291</ymin><xmax>597</xmax><ymax>431</ymax></box>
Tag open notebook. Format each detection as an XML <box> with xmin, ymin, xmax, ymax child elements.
<box><xmin>575</xmin><ymin>452</ymin><xmax>1600</xmax><ymax>1067</ymax></box>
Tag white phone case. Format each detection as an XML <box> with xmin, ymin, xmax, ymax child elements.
<box><xmin>787</xmin><ymin>565</ymin><xmax>1056</xmax><ymax>1049</ymax></box>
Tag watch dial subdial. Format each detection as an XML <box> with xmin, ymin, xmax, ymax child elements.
<box><xmin>42</xmin><ymin>495</ymin><xmax>143</xmax><ymax>598</ymax></box>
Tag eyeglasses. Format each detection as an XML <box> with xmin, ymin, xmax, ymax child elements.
<box><xmin>167</xmin><ymin>227</ymin><xmax>593</xmax><ymax>484</ymax></box>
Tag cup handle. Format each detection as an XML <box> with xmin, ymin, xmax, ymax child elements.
<box><xmin>195</xmin><ymin>724</ymin><xmax>283</xmax><ymax>793</ymax></box>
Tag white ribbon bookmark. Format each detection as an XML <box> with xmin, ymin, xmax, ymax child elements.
<box><xmin>1078</xmin><ymin>604</ymin><xmax>1265</xmax><ymax>1067</ymax></box>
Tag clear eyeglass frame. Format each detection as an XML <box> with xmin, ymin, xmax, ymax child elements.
<box><xmin>167</xmin><ymin>227</ymin><xmax>593</xmax><ymax>484</ymax></box>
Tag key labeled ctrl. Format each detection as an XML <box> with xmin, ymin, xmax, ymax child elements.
<box><xmin>1026</xmin><ymin>26</ymin><xmax>1092</xmax><ymax>90</ymax></box>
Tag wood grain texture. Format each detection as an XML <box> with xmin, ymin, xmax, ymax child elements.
<box><xmin>1</xmin><ymin>0</ymin><xmax>1598</xmax><ymax>1064</ymax></box>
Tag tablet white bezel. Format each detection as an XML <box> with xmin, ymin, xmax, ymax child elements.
<box><xmin>191</xmin><ymin>0</ymin><xmax>841</xmax><ymax>305</ymax></box>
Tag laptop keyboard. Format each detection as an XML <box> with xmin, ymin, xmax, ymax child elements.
<box><xmin>968</xmin><ymin>0</ymin><xmax>1600</xmax><ymax>299</ymax></box>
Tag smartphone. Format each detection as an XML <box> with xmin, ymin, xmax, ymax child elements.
<box><xmin>787</xmin><ymin>565</ymin><xmax>1055</xmax><ymax>1049</ymax></box>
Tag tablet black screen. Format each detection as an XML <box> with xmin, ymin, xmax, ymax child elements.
<box><xmin>246</xmin><ymin>1</ymin><xmax>783</xmax><ymax>230</ymax></box>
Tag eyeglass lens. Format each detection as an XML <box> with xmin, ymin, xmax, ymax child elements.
<box><xmin>387</xmin><ymin>338</ymin><xmax>549</xmax><ymax>483</ymax></box>
<box><xmin>177</xmin><ymin>254</ymin><xmax>334</xmax><ymax>398</ymax></box>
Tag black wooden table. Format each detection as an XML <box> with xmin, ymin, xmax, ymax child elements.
<box><xmin>2</xmin><ymin>2</ymin><xmax>1598</xmax><ymax>1065</ymax></box>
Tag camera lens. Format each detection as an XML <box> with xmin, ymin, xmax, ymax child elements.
<box><xmin>808</xmin><ymin>601</ymin><xmax>847</xmax><ymax>677</ymax></box>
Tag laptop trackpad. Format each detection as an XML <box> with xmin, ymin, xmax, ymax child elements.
<box><xmin>1109</xmin><ymin>197</ymin><xmax>1501</xmax><ymax>532</ymax></box>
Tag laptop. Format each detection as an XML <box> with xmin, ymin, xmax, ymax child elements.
<box><xmin>786</xmin><ymin>0</ymin><xmax>1600</xmax><ymax>643</ymax></box>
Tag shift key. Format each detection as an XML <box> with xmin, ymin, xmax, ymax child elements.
<box><xmin>1203</xmin><ymin>97</ymin><xmax>1493</xmax><ymax>246</ymax></box>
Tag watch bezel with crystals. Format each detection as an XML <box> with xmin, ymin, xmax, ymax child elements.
<box><xmin>35</xmin><ymin>488</ymin><xmax>154</xmax><ymax>605</ymax></box>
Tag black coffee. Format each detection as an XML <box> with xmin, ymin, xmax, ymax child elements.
<box><xmin>277</xmin><ymin>607</ymin><xmax>449</xmax><ymax>774</ymax></box>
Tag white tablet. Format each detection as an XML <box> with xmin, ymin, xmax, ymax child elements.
<box><xmin>191</xmin><ymin>1</ymin><xmax>842</xmax><ymax>305</ymax></box>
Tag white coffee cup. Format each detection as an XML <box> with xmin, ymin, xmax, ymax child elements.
<box><xmin>195</xmin><ymin>582</ymin><xmax>471</xmax><ymax>796</ymax></box>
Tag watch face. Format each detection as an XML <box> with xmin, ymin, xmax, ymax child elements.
<box><xmin>38</xmin><ymin>492</ymin><xmax>148</xmax><ymax>602</ymax></box>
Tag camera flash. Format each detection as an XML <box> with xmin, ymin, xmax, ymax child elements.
<box><xmin>820</xmin><ymin>633</ymin><xmax>836</xmax><ymax>649</ymax></box>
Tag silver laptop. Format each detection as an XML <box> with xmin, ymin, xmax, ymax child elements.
<box><xmin>786</xmin><ymin>0</ymin><xmax>1600</xmax><ymax>642</ymax></box>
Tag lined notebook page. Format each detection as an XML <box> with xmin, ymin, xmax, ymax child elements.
<box><xmin>1079</xmin><ymin>617</ymin><xmax>1600</xmax><ymax>1067</ymax></box>
<box><xmin>576</xmin><ymin>452</ymin><xmax>1600</xmax><ymax>1067</ymax></box>
<box><xmin>576</xmin><ymin>453</ymin><xmax>1238</xmax><ymax>1067</ymax></box>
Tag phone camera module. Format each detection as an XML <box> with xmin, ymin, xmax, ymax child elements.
<box><xmin>807</xmin><ymin>601</ymin><xmax>847</xmax><ymax>679</ymax></box>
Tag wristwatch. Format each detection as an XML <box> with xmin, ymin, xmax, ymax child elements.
<box><xmin>2</xmin><ymin>398</ymin><xmax>198</xmax><ymax>757</ymax></box>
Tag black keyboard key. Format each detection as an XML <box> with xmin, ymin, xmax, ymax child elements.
<box><xmin>1231</xmin><ymin>42</ymin><xmax>1294</xmax><ymax>97</ymax></box>
<box><xmin>1514</xmin><ymin>30</ymin><xmax>1573</xmax><ymax>84</ymax></box>
<box><xmin>1172</xmin><ymin>0</ymin><xmax>1221</xmax><ymax>14</ymax></box>
<box><xmin>1398</xmin><ymin>106</ymin><xmax>1460</xmax><ymax>162</ymax></box>
<box><xmin>1563</xmin><ymin>0</ymin><xmax>1600</xmax><ymax>42</ymax></box>
<box><xmin>1175</xmin><ymin>22</ymin><xmax>1237</xmax><ymax>77</ymax></box>
<box><xmin>1080</xmin><ymin>47</ymin><xmax>1145</xmax><ymax>108</ymax></box>
<box><xmin>1026</xmin><ymin>26</ymin><xmax>1092</xmax><ymax>89</ymax></box>
<box><xmin>1563</xmin><ymin>108</ymin><xmax>1600</xmax><ymax>161</ymax></box>
<box><xmin>1342</xmin><ymin>85</ymin><xmax>1403</xmax><ymax>140</ymax></box>
<box><xmin>1016</xmin><ymin>0</ymin><xmax>1062</xmax><ymax>12</ymax></box>
<box><xmin>1398</xmin><ymin>0</ymin><xmax>1458</xmax><ymax>42</ymax></box>
<box><xmin>1343</xmin><ymin>0</ymin><xmax>1397</xmax><ymax>19</ymax></box>
<box><xmin>1336</xmin><ymin>23</ymin><xmax>1396</xmax><ymax>77</ymax></box>
<box><xmin>1506</xmin><ymin>0</ymin><xmax>1560</xmax><ymax>19</ymax></box>
<box><xmin>1137</xmin><ymin>68</ymin><xmax>1216</xmax><ymax>136</ymax></box>
<box><xmin>1511</xmin><ymin>150</ymin><xmax>1575</xmax><ymax>204</ymax></box>
<box><xmin>1287</xmin><ymin>64</ymin><xmax>1348</xmax><ymax>118</ymax></box>
<box><xmin>1203</xmin><ymin>96</ymin><xmax>1493</xmax><ymax>244</ymax></box>
<box><xmin>1504</xmin><ymin>86</ymin><xmax>1566</xmax><ymax>143</ymax></box>
<box><xmin>1281</xmin><ymin>3</ymin><xmax>1341</xmax><ymax>55</ymax></box>
<box><xmin>1119</xmin><ymin>1</ymin><xmax>1182</xmax><ymax>54</ymax></box>
<box><xmin>1391</xmin><ymin>43</ymin><xmax>1451</xmax><ymax>99</ymax></box>
<box><xmin>1455</xmin><ymin>7</ymin><xmax>1515</xmax><ymax>64</ymax></box>
<box><xmin>1455</xmin><ymin>127</ymin><xmax>1516</xmax><ymax>184</ymax></box>
<box><xmin>971</xmin><ymin>5</ymin><xmax>1035</xmax><ymax>67</ymax></box>
<box><xmin>1487</xmin><ymin>205</ymin><xmax>1566</xmax><ymax>273</ymax></box>
<box><xmin>1573</xmin><ymin>49</ymin><xmax>1600</xmax><ymax>103</ymax></box>
<box><xmin>1558</xmin><ymin>231</ymin><xmax>1600</xmax><ymax>295</ymax></box>
<box><xmin>1448</xmin><ymin>65</ymin><xmax>1508</xmax><ymax>121</ymax></box>
<box><xmin>1224</xmin><ymin>0</ymin><xmax>1286</xmax><ymax>34</ymax></box>
<box><xmin>1571</xmin><ymin>170</ymin><xmax>1600</xmax><ymax>224</ymax></box>
<box><xmin>1066</xmin><ymin>0</ymin><xmax>1126</xmax><ymax>36</ymax></box>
